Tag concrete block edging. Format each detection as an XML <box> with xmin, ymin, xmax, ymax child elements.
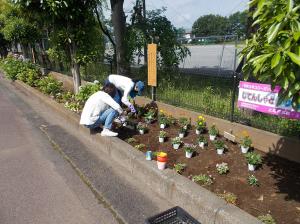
<box><xmin>12</xmin><ymin>80</ymin><xmax>261</xmax><ymax>224</ymax></box>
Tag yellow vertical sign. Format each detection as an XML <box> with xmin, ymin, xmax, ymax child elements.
<box><xmin>147</xmin><ymin>44</ymin><xmax>157</xmax><ymax>87</ymax></box>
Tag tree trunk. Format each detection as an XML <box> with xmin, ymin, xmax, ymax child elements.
<box><xmin>20</xmin><ymin>44</ymin><xmax>30</xmax><ymax>59</ymax></box>
<box><xmin>70</xmin><ymin>43</ymin><xmax>81</xmax><ymax>94</ymax></box>
<box><xmin>110</xmin><ymin>0</ymin><xmax>130</xmax><ymax>75</ymax></box>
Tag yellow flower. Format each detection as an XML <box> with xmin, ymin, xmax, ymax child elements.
<box><xmin>242</xmin><ymin>131</ymin><xmax>249</xmax><ymax>137</ymax></box>
<box><xmin>160</xmin><ymin>110</ymin><xmax>164</xmax><ymax>113</ymax></box>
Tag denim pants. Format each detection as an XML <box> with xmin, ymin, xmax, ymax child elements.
<box><xmin>85</xmin><ymin>108</ymin><xmax>118</xmax><ymax>130</ymax></box>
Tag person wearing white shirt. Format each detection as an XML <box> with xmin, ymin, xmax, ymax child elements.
<box><xmin>106</xmin><ymin>74</ymin><xmax>145</xmax><ymax>113</ymax></box>
<box><xmin>80</xmin><ymin>83</ymin><xmax>123</xmax><ymax>137</ymax></box>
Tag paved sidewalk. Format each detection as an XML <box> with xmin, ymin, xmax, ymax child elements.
<box><xmin>0</xmin><ymin>79</ymin><xmax>119</xmax><ymax>224</ymax></box>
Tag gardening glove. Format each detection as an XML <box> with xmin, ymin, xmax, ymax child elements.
<box><xmin>129</xmin><ymin>104</ymin><xmax>136</xmax><ymax>113</ymax></box>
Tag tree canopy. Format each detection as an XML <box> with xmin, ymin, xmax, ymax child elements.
<box><xmin>241</xmin><ymin>0</ymin><xmax>300</xmax><ymax>109</ymax></box>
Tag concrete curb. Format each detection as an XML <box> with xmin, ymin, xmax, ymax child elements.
<box><xmin>11</xmin><ymin>80</ymin><xmax>261</xmax><ymax>224</ymax></box>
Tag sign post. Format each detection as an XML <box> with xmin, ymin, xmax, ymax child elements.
<box><xmin>147</xmin><ymin>43</ymin><xmax>157</xmax><ymax>101</ymax></box>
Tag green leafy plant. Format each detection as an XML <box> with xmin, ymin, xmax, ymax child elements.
<box><xmin>241</xmin><ymin>0</ymin><xmax>300</xmax><ymax>109</ymax></box>
<box><xmin>126</xmin><ymin>138</ymin><xmax>138</xmax><ymax>144</ymax></box>
<box><xmin>245</xmin><ymin>152</ymin><xmax>262</xmax><ymax>165</ymax></box>
<box><xmin>144</xmin><ymin>109</ymin><xmax>156</xmax><ymax>123</ymax></box>
<box><xmin>213</xmin><ymin>140</ymin><xmax>225</xmax><ymax>149</ymax></box>
<box><xmin>178</xmin><ymin>117</ymin><xmax>190</xmax><ymax>128</ymax></box>
<box><xmin>179</xmin><ymin>126</ymin><xmax>187</xmax><ymax>134</ymax></box>
<box><xmin>158</xmin><ymin>130</ymin><xmax>167</xmax><ymax>138</ymax></box>
<box><xmin>258</xmin><ymin>214</ymin><xmax>276</xmax><ymax>224</ymax></box>
<box><xmin>241</xmin><ymin>135</ymin><xmax>252</xmax><ymax>148</ymax></box>
<box><xmin>174</xmin><ymin>163</ymin><xmax>186</xmax><ymax>174</ymax></box>
<box><xmin>171</xmin><ymin>137</ymin><xmax>182</xmax><ymax>145</ymax></box>
<box><xmin>183</xmin><ymin>143</ymin><xmax>197</xmax><ymax>153</ymax></box>
<box><xmin>76</xmin><ymin>83</ymin><xmax>101</xmax><ymax>105</ymax></box>
<box><xmin>64</xmin><ymin>101</ymin><xmax>81</xmax><ymax>113</ymax></box>
<box><xmin>36</xmin><ymin>76</ymin><xmax>63</xmax><ymax>97</ymax></box>
<box><xmin>137</xmin><ymin>122</ymin><xmax>147</xmax><ymax>131</ymax></box>
<box><xmin>192</xmin><ymin>174</ymin><xmax>213</xmax><ymax>186</ymax></box>
<box><xmin>209</xmin><ymin>125</ymin><xmax>219</xmax><ymax>136</ymax></box>
<box><xmin>218</xmin><ymin>192</ymin><xmax>237</xmax><ymax>205</ymax></box>
<box><xmin>135</xmin><ymin>144</ymin><xmax>146</xmax><ymax>150</ymax></box>
<box><xmin>216</xmin><ymin>162</ymin><xmax>229</xmax><ymax>174</ymax></box>
<box><xmin>197</xmin><ymin>136</ymin><xmax>208</xmax><ymax>145</ymax></box>
<box><xmin>248</xmin><ymin>175</ymin><xmax>259</xmax><ymax>186</ymax></box>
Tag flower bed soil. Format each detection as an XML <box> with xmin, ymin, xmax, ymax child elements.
<box><xmin>118</xmin><ymin>120</ymin><xmax>300</xmax><ymax>224</ymax></box>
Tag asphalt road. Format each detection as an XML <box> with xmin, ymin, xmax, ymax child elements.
<box><xmin>0</xmin><ymin>74</ymin><xmax>172</xmax><ymax>224</ymax></box>
<box><xmin>0</xmin><ymin>77</ymin><xmax>119</xmax><ymax>224</ymax></box>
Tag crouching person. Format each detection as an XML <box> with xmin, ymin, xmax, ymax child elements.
<box><xmin>80</xmin><ymin>83</ymin><xmax>123</xmax><ymax>137</ymax></box>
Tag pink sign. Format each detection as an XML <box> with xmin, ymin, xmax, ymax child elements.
<box><xmin>238</xmin><ymin>81</ymin><xmax>300</xmax><ymax>120</ymax></box>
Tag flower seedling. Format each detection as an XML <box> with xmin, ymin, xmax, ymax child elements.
<box><xmin>213</xmin><ymin>140</ymin><xmax>225</xmax><ymax>149</ymax></box>
<box><xmin>216</xmin><ymin>162</ymin><xmax>229</xmax><ymax>174</ymax></box>
<box><xmin>241</xmin><ymin>135</ymin><xmax>252</xmax><ymax>148</ymax></box>
<box><xmin>178</xmin><ymin>117</ymin><xmax>190</xmax><ymax>129</ymax></box>
<box><xmin>218</xmin><ymin>192</ymin><xmax>237</xmax><ymax>205</ymax></box>
<box><xmin>158</xmin><ymin>130</ymin><xmax>167</xmax><ymax>138</ymax></box>
<box><xmin>245</xmin><ymin>152</ymin><xmax>262</xmax><ymax>166</ymax></box>
<box><xmin>174</xmin><ymin>163</ymin><xmax>186</xmax><ymax>174</ymax></box>
<box><xmin>137</xmin><ymin>122</ymin><xmax>147</xmax><ymax>131</ymax></box>
<box><xmin>195</xmin><ymin>115</ymin><xmax>206</xmax><ymax>132</ymax></box>
<box><xmin>192</xmin><ymin>174</ymin><xmax>213</xmax><ymax>186</ymax></box>
<box><xmin>198</xmin><ymin>136</ymin><xmax>208</xmax><ymax>145</ymax></box>
<box><xmin>183</xmin><ymin>143</ymin><xmax>197</xmax><ymax>153</ymax></box>
<box><xmin>209</xmin><ymin>125</ymin><xmax>219</xmax><ymax>136</ymax></box>
<box><xmin>126</xmin><ymin>138</ymin><xmax>138</xmax><ymax>144</ymax></box>
<box><xmin>248</xmin><ymin>175</ymin><xmax>259</xmax><ymax>186</ymax></box>
<box><xmin>171</xmin><ymin>137</ymin><xmax>182</xmax><ymax>145</ymax></box>
<box><xmin>135</xmin><ymin>144</ymin><xmax>146</xmax><ymax>150</ymax></box>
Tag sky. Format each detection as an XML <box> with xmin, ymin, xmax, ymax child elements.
<box><xmin>123</xmin><ymin>0</ymin><xmax>249</xmax><ymax>29</ymax></box>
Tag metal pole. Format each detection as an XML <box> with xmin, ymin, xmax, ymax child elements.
<box><xmin>230</xmin><ymin>36</ymin><xmax>238</xmax><ymax>122</ymax></box>
<box><xmin>151</xmin><ymin>86</ymin><xmax>156</xmax><ymax>101</ymax></box>
<box><xmin>218</xmin><ymin>36</ymin><xmax>226</xmax><ymax>76</ymax></box>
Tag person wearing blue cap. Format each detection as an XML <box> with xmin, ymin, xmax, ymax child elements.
<box><xmin>105</xmin><ymin>74</ymin><xmax>145</xmax><ymax>113</ymax></box>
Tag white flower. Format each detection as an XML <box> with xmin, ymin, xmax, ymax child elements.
<box><xmin>93</xmin><ymin>80</ymin><xmax>99</xmax><ymax>84</ymax></box>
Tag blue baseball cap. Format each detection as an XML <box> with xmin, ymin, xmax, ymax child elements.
<box><xmin>135</xmin><ymin>81</ymin><xmax>145</xmax><ymax>96</ymax></box>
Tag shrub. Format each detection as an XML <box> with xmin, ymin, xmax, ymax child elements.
<box><xmin>76</xmin><ymin>83</ymin><xmax>101</xmax><ymax>105</ymax></box>
<box><xmin>37</xmin><ymin>76</ymin><xmax>63</xmax><ymax>97</ymax></box>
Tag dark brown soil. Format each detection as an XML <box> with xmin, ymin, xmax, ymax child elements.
<box><xmin>117</xmin><ymin>120</ymin><xmax>300</xmax><ymax>224</ymax></box>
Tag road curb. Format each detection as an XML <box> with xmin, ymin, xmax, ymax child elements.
<box><xmin>11</xmin><ymin>80</ymin><xmax>261</xmax><ymax>224</ymax></box>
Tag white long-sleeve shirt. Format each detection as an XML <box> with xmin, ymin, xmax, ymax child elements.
<box><xmin>79</xmin><ymin>91</ymin><xmax>122</xmax><ymax>125</ymax></box>
<box><xmin>108</xmin><ymin>74</ymin><xmax>134</xmax><ymax>107</ymax></box>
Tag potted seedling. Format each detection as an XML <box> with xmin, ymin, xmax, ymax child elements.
<box><xmin>213</xmin><ymin>139</ymin><xmax>225</xmax><ymax>155</ymax></box>
<box><xmin>158</xmin><ymin>130</ymin><xmax>167</xmax><ymax>143</ymax></box>
<box><xmin>158</xmin><ymin>110</ymin><xmax>168</xmax><ymax>129</ymax></box>
<box><xmin>183</xmin><ymin>143</ymin><xmax>197</xmax><ymax>158</ymax></box>
<box><xmin>198</xmin><ymin>135</ymin><xmax>208</xmax><ymax>149</ymax></box>
<box><xmin>195</xmin><ymin>115</ymin><xmax>206</xmax><ymax>134</ymax></box>
<box><xmin>179</xmin><ymin>117</ymin><xmax>190</xmax><ymax>130</ymax></box>
<box><xmin>178</xmin><ymin>126</ymin><xmax>186</xmax><ymax>138</ymax></box>
<box><xmin>209</xmin><ymin>125</ymin><xmax>218</xmax><ymax>140</ymax></box>
<box><xmin>144</xmin><ymin>109</ymin><xmax>156</xmax><ymax>124</ymax></box>
<box><xmin>245</xmin><ymin>152</ymin><xmax>262</xmax><ymax>171</ymax></box>
<box><xmin>240</xmin><ymin>135</ymin><xmax>252</xmax><ymax>154</ymax></box>
<box><xmin>157</xmin><ymin>152</ymin><xmax>168</xmax><ymax>170</ymax></box>
<box><xmin>171</xmin><ymin>137</ymin><xmax>182</xmax><ymax>150</ymax></box>
<box><xmin>137</xmin><ymin>122</ymin><xmax>147</xmax><ymax>134</ymax></box>
<box><xmin>173</xmin><ymin>163</ymin><xmax>186</xmax><ymax>174</ymax></box>
<box><xmin>192</xmin><ymin>174</ymin><xmax>213</xmax><ymax>186</ymax></box>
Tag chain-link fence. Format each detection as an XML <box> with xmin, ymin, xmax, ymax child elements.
<box><xmin>25</xmin><ymin>38</ymin><xmax>300</xmax><ymax>138</ymax></box>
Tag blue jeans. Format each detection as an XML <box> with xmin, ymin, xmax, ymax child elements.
<box><xmin>85</xmin><ymin>108</ymin><xmax>118</xmax><ymax>130</ymax></box>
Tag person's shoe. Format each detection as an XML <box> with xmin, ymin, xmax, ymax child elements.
<box><xmin>101</xmin><ymin>128</ymin><xmax>118</xmax><ymax>137</ymax></box>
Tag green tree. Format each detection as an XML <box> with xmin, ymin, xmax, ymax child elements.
<box><xmin>13</xmin><ymin>0</ymin><xmax>104</xmax><ymax>93</ymax></box>
<box><xmin>241</xmin><ymin>0</ymin><xmax>300</xmax><ymax>109</ymax></box>
<box><xmin>192</xmin><ymin>14</ymin><xmax>229</xmax><ymax>36</ymax></box>
<box><xmin>127</xmin><ymin>7</ymin><xmax>190</xmax><ymax>68</ymax></box>
<box><xmin>228</xmin><ymin>11</ymin><xmax>248</xmax><ymax>38</ymax></box>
